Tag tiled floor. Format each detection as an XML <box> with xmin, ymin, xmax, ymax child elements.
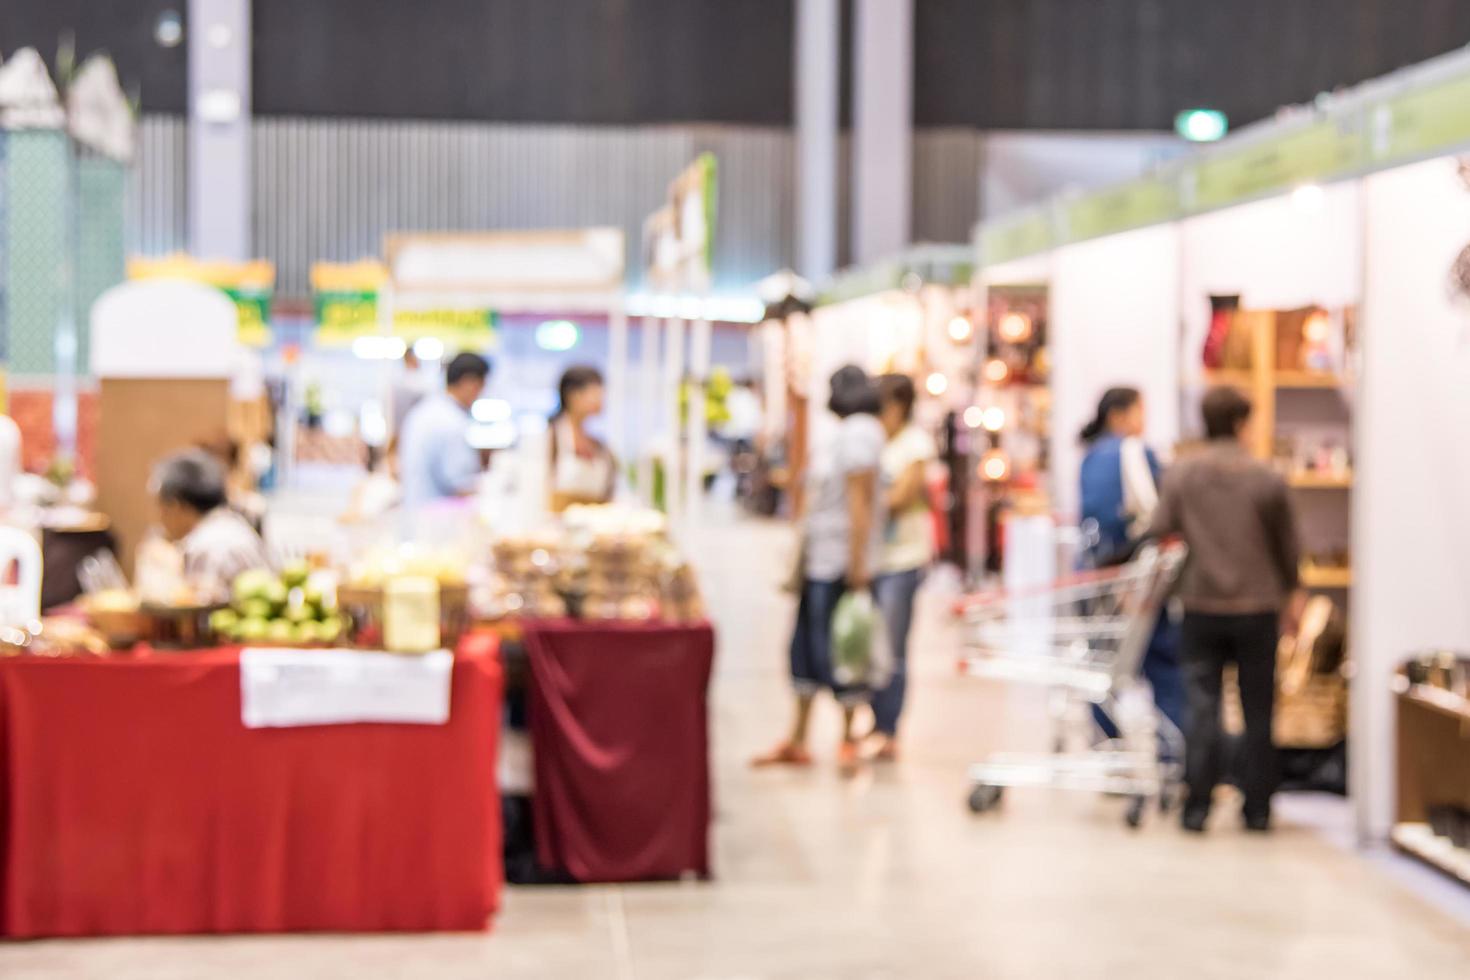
<box><xmin>4</xmin><ymin>512</ymin><xmax>1470</xmax><ymax>978</ymax></box>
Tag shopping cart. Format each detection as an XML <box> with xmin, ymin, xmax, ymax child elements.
<box><xmin>956</xmin><ymin>541</ymin><xmax>1187</xmax><ymax>828</ymax></box>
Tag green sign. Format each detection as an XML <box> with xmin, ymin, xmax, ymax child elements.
<box><xmin>1373</xmin><ymin>70</ymin><xmax>1470</xmax><ymax>164</ymax></box>
<box><xmin>1062</xmin><ymin>174</ymin><xmax>1181</xmax><ymax>244</ymax></box>
<box><xmin>315</xmin><ymin>289</ymin><xmax>379</xmax><ymax>347</ymax></box>
<box><xmin>1186</xmin><ymin>117</ymin><xmax>1366</xmax><ymax>214</ymax></box>
<box><xmin>979</xmin><ymin>208</ymin><xmax>1053</xmax><ymax>266</ymax></box>
<box><xmin>223</xmin><ymin>286</ymin><xmax>273</xmax><ymax>347</ymax></box>
<box><xmin>392</xmin><ymin>308</ymin><xmax>497</xmax><ymax>349</ymax></box>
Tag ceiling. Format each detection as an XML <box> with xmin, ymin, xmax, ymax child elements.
<box><xmin>4</xmin><ymin>0</ymin><xmax>1469</xmax><ymax>129</ymax></box>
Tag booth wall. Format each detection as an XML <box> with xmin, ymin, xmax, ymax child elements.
<box><xmin>1354</xmin><ymin>157</ymin><xmax>1470</xmax><ymax>840</ymax></box>
<box><xmin>1179</xmin><ymin>185</ymin><xmax>1361</xmax><ymax>429</ymax></box>
<box><xmin>1049</xmin><ymin>224</ymin><xmax>1181</xmax><ymax>520</ymax></box>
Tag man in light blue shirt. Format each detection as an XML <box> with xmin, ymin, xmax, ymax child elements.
<box><xmin>399</xmin><ymin>352</ymin><xmax>490</xmax><ymax>509</ymax></box>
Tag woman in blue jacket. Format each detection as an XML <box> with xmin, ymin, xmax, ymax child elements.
<box><xmin>1078</xmin><ymin>387</ymin><xmax>1185</xmax><ymax>738</ymax></box>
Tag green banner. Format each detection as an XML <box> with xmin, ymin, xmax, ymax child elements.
<box><xmin>1186</xmin><ymin>117</ymin><xmax>1366</xmax><ymax>214</ymax></box>
<box><xmin>224</xmin><ymin>286</ymin><xmax>273</xmax><ymax>347</ymax></box>
<box><xmin>1374</xmin><ymin>70</ymin><xmax>1470</xmax><ymax>164</ymax></box>
<box><xmin>979</xmin><ymin>208</ymin><xmax>1053</xmax><ymax>266</ymax></box>
<box><xmin>392</xmin><ymin>308</ymin><xmax>497</xmax><ymax>349</ymax></box>
<box><xmin>1062</xmin><ymin>174</ymin><xmax>1181</xmax><ymax>244</ymax></box>
<box><xmin>315</xmin><ymin>289</ymin><xmax>380</xmax><ymax>347</ymax></box>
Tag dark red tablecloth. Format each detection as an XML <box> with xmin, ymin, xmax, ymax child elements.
<box><xmin>522</xmin><ymin>620</ymin><xmax>714</xmax><ymax>883</ymax></box>
<box><xmin>0</xmin><ymin>635</ymin><xmax>503</xmax><ymax>938</ymax></box>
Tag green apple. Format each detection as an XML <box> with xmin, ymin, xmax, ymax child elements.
<box><xmin>209</xmin><ymin>608</ymin><xmax>240</xmax><ymax>635</ymax></box>
<box><xmin>236</xmin><ymin>617</ymin><xmax>270</xmax><ymax>642</ymax></box>
<box><xmin>232</xmin><ymin>568</ymin><xmax>275</xmax><ymax>606</ymax></box>
<box><xmin>280</xmin><ymin>560</ymin><xmax>311</xmax><ymax>589</ymax></box>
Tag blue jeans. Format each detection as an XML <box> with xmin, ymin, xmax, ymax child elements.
<box><xmin>789</xmin><ymin>578</ymin><xmax>868</xmax><ymax>705</ymax></box>
<box><xmin>871</xmin><ymin>567</ymin><xmax>922</xmax><ymax>736</ymax></box>
<box><xmin>1094</xmin><ymin>609</ymin><xmax>1186</xmax><ymax>741</ymax></box>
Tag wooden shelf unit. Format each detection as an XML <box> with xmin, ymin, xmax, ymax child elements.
<box><xmin>1205</xmin><ymin>310</ymin><xmax>1354</xmax><ymax>595</ymax></box>
<box><xmin>1288</xmin><ymin>471</ymin><xmax>1353</xmax><ymax>490</ymax></box>
<box><xmin>1396</xmin><ymin>677</ymin><xmax>1470</xmax><ymax>888</ymax></box>
<box><xmin>1300</xmin><ymin>564</ymin><xmax>1353</xmax><ymax>589</ymax></box>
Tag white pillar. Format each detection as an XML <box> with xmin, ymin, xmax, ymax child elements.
<box><xmin>662</xmin><ymin>317</ymin><xmax>686</xmax><ymax>527</ymax></box>
<box><xmin>188</xmin><ymin>0</ymin><xmax>251</xmax><ymax>259</ymax></box>
<box><xmin>795</xmin><ymin>0</ymin><xmax>840</xmax><ymax>281</ymax></box>
<box><xmin>852</xmin><ymin>0</ymin><xmax>913</xmax><ymax>264</ymax></box>
<box><xmin>685</xmin><ymin>316</ymin><xmax>712</xmax><ymax>532</ymax></box>
<box><xmin>638</xmin><ymin>316</ymin><xmax>661</xmax><ymax>507</ymax></box>
<box><xmin>606</xmin><ymin>299</ymin><xmax>629</xmax><ymax>466</ymax></box>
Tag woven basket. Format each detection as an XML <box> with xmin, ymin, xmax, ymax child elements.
<box><xmin>1223</xmin><ymin>667</ymin><xmax>1348</xmax><ymax>749</ymax></box>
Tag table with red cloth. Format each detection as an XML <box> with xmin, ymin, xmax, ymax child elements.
<box><xmin>520</xmin><ymin>620</ymin><xmax>714</xmax><ymax>884</ymax></box>
<box><xmin>0</xmin><ymin>634</ymin><xmax>503</xmax><ymax>939</ymax></box>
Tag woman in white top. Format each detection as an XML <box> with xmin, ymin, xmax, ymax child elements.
<box><xmin>753</xmin><ymin>365</ymin><xmax>885</xmax><ymax>776</ymax></box>
<box><xmin>549</xmin><ymin>366</ymin><xmax>616</xmax><ymax>513</ymax></box>
<box><xmin>868</xmin><ymin>374</ymin><xmax>937</xmax><ymax>760</ymax></box>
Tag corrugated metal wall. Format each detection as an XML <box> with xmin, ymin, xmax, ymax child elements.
<box><xmin>125</xmin><ymin>114</ymin><xmax>984</xmax><ymax>296</ymax></box>
<box><xmin>125</xmin><ymin>115</ymin><xmax>188</xmax><ymax>257</ymax></box>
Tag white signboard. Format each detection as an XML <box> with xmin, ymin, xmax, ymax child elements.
<box><xmin>240</xmin><ymin>648</ymin><xmax>454</xmax><ymax>729</ymax></box>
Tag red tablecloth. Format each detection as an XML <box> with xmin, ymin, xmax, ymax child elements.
<box><xmin>522</xmin><ymin>620</ymin><xmax>714</xmax><ymax>883</ymax></box>
<box><xmin>0</xmin><ymin>635</ymin><xmax>503</xmax><ymax>938</ymax></box>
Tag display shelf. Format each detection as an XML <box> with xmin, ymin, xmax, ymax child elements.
<box><xmin>1392</xmin><ymin>823</ymin><xmax>1470</xmax><ymax>886</ymax></box>
<box><xmin>1402</xmin><ymin>683</ymin><xmax>1470</xmax><ymax>723</ymax></box>
<box><xmin>1202</xmin><ymin>370</ymin><xmax>1344</xmax><ymax>391</ymax></box>
<box><xmin>1273</xmin><ymin>371</ymin><xmax>1344</xmax><ymax>389</ymax></box>
<box><xmin>1300</xmin><ymin>563</ymin><xmax>1353</xmax><ymax>589</ymax></box>
<box><xmin>1202</xmin><ymin>370</ymin><xmax>1253</xmax><ymax>389</ymax></box>
<box><xmin>1288</xmin><ymin>471</ymin><xmax>1353</xmax><ymax>489</ymax></box>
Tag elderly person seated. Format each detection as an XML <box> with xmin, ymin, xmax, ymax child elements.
<box><xmin>152</xmin><ymin>450</ymin><xmax>271</xmax><ymax>602</ymax></box>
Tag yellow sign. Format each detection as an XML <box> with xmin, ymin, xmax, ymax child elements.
<box><xmin>128</xmin><ymin>254</ymin><xmax>277</xmax><ymax>346</ymax></box>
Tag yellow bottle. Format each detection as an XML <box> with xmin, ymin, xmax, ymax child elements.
<box><xmin>383</xmin><ymin>576</ymin><xmax>441</xmax><ymax>654</ymax></box>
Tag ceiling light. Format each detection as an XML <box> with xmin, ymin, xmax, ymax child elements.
<box><xmin>982</xmin><ymin>359</ymin><xmax>1010</xmax><ymax>384</ymax></box>
<box><xmin>980</xmin><ymin>450</ymin><xmax>1011</xmax><ymax>482</ymax></box>
<box><xmin>925</xmin><ymin>372</ymin><xmax>948</xmax><ymax>396</ymax></box>
<box><xmin>947</xmin><ymin>315</ymin><xmax>974</xmax><ymax>343</ymax></box>
<box><xmin>535</xmin><ymin>320</ymin><xmax>580</xmax><ymax>352</ymax></box>
<box><xmin>154</xmin><ymin>10</ymin><xmax>183</xmax><ymax>48</ymax></box>
<box><xmin>998</xmin><ymin>312</ymin><xmax>1033</xmax><ymax>344</ymax></box>
<box><xmin>1175</xmin><ymin>108</ymin><xmax>1228</xmax><ymax>143</ymax></box>
<box><xmin>981</xmin><ymin>406</ymin><xmax>1006</xmax><ymax>432</ymax></box>
<box><xmin>963</xmin><ymin>406</ymin><xmax>984</xmax><ymax>429</ymax></box>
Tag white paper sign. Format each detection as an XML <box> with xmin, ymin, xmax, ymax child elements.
<box><xmin>240</xmin><ymin>648</ymin><xmax>454</xmax><ymax>729</ymax></box>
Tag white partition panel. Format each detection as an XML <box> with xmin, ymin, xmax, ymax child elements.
<box><xmin>1354</xmin><ymin>158</ymin><xmax>1470</xmax><ymax>841</ymax></box>
<box><xmin>1050</xmin><ymin>224</ymin><xmax>1181</xmax><ymax>520</ymax></box>
<box><xmin>1179</xmin><ymin>185</ymin><xmax>1362</xmax><ymax>415</ymax></box>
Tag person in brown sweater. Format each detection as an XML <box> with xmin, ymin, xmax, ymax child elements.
<box><xmin>1148</xmin><ymin>386</ymin><xmax>1303</xmax><ymax>833</ymax></box>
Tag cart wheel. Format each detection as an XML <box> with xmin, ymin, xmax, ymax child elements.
<box><xmin>1125</xmin><ymin>796</ymin><xmax>1146</xmax><ymax>829</ymax></box>
<box><xmin>968</xmin><ymin>784</ymin><xmax>1004</xmax><ymax>814</ymax></box>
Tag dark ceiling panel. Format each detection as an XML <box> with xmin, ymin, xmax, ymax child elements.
<box><xmin>251</xmin><ymin>0</ymin><xmax>795</xmax><ymax>124</ymax></box>
<box><xmin>914</xmin><ymin>0</ymin><xmax>1470</xmax><ymax>130</ymax></box>
<box><xmin>7</xmin><ymin>0</ymin><xmax>1470</xmax><ymax>130</ymax></box>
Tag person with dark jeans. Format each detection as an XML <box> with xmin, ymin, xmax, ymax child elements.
<box><xmin>1077</xmin><ymin>387</ymin><xmax>1185</xmax><ymax>741</ymax></box>
<box><xmin>867</xmin><ymin>375</ymin><xmax>937</xmax><ymax>761</ymax></box>
<box><xmin>1148</xmin><ymin>387</ymin><xmax>1302</xmax><ymax>833</ymax></box>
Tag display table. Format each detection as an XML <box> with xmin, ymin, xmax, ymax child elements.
<box><xmin>521</xmin><ymin>620</ymin><xmax>714</xmax><ymax>883</ymax></box>
<box><xmin>0</xmin><ymin>634</ymin><xmax>503</xmax><ymax>938</ymax></box>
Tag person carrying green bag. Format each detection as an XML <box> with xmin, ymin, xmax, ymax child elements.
<box><xmin>753</xmin><ymin>365</ymin><xmax>887</xmax><ymax>777</ymax></box>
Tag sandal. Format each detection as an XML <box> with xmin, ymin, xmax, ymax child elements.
<box><xmin>837</xmin><ymin>739</ymin><xmax>863</xmax><ymax>777</ymax></box>
<box><xmin>751</xmin><ymin>742</ymin><xmax>813</xmax><ymax>768</ymax></box>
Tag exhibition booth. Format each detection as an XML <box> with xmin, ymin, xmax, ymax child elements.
<box><xmin>973</xmin><ymin>45</ymin><xmax>1470</xmax><ymax>880</ymax></box>
<box><xmin>807</xmin><ymin>245</ymin><xmax>977</xmax><ymax>569</ymax></box>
